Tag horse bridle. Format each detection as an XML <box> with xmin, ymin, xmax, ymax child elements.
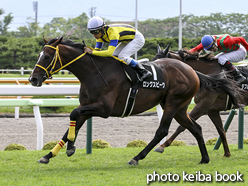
<box><xmin>35</xmin><ymin>45</ymin><xmax>86</xmax><ymax>78</ymax></box>
<box><xmin>36</xmin><ymin>44</ymin><xmax>109</xmax><ymax>87</ymax></box>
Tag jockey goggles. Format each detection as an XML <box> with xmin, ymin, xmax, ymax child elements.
<box><xmin>90</xmin><ymin>29</ymin><xmax>101</xmax><ymax>35</ymax></box>
<box><xmin>207</xmin><ymin>41</ymin><xmax>218</xmax><ymax>51</ymax></box>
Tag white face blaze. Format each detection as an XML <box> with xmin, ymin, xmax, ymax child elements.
<box><xmin>37</xmin><ymin>51</ymin><xmax>44</xmax><ymax>64</ymax></box>
<box><xmin>30</xmin><ymin>51</ymin><xmax>45</xmax><ymax>74</ymax></box>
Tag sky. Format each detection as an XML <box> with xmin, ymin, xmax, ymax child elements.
<box><xmin>1</xmin><ymin>0</ymin><xmax>248</xmax><ymax>31</ymax></box>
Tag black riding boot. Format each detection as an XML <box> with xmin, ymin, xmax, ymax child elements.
<box><xmin>223</xmin><ymin>61</ymin><xmax>246</xmax><ymax>83</ymax></box>
<box><xmin>134</xmin><ymin>62</ymin><xmax>152</xmax><ymax>81</ymax></box>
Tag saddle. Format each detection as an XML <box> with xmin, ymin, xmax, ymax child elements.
<box><xmin>121</xmin><ymin>62</ymin><xmax>166</xmax><ymax>89</ymax></box>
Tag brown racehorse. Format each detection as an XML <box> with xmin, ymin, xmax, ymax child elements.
<box><xmin>29</xmin><ymin>37</ymin><xmax>243</xmax><ymax>165</ymax></box>
<box><xmin>152</xmin><ymin>45</ymin><xmax>248</xmax><ymax>157</ymax></box>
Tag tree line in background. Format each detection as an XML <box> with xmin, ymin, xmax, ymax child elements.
<box><xmin>1</xmin><ymin>8</ymin><xmax>248</xmax><ymax>69</ymax></box>
<box><xmin>0</xmin><ymin>36</ymin><xmax>201</xmax><ymax>69</ymax></box>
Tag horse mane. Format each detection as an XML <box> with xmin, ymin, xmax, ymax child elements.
<box><xmin>178</xmin><ymin>49</ymin><xmax>217</xmax><ymax>62</ymax></box>
<box><xmin>199</xmin><ymin>53</ymin><xmax>217</xmax><ymax>61</ymax></box>
<box><xmin>47</xmin><ymin>37</ymin><xmax>85</xmax><ymax>50</ymax></box>
<box><xmin>167</xmin><ymin>51</ymin><xmax>183</xmax><ymax>60</ymax></box>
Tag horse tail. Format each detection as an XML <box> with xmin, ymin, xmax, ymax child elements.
<box><xmin>195</xmin><ymin>71</ymin><xmax>245</xmax><ymax>108</ymax></box>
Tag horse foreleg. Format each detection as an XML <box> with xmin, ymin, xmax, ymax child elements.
<box><xmin>66</xmin><ymin>115</ymin><xmax>90</xmax><ymax>157</ymax></box>
<box><xmin>67</xmin><ymin>102</ymin><xmax>111</xmax><ymax>155</ymax></box>
<box><xmin>38</xmin><ymin>129</ymin><xmax>69</xmax><ymax>164</ymax></box>
<box><xmin>208</xmin><ymin>110</ymin><xmax>231</xmax><ymax>157</ymax></box>
<box><xmin>67</xmin><ymin>106</ymin><xmax>90</xmax><ymax>142</ymax></box>
<box><xmin>37</xmin><ymin>115</ymin><xmax>89</xmax><ymax>164</ymax></box>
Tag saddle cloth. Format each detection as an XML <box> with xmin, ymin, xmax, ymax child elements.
<box><xmin>120</xmin><ymin>62</ymin><xmax>166</xmax><ymax>117</ymax></box>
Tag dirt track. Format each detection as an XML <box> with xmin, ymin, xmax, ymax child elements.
<box><xmin>0</xmin><ymin>112</ymin><xmax>247</xmax><ymax>151</ymax></box>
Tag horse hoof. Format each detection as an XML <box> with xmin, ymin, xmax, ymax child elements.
<box><xmin>199</xmin><ymin>158</ymin><xmax>210</xmax><ymax>164</ymax></box>
<box><xmin>223</xmin><ymin>153</ymin><xmax>231</xmax><ymax>157</ymax></box>
<box><xmin>38</xmin><ymin>157</ymin><xmax>49</xmax><ymax>164</ymax></box>
<box><xmin>127</xmin><ymin>159</ymin><xmax>138</xmax><ymax>166</ymax></box>
<box><xmin>66</xmin><ymin>146</ymin><xmax>76</xmax><ymax>157</ymax></box>
<box><xmin>154</xmin><ymin>146</ymin><xmax>164</xmax><ymax>153</ymax></box>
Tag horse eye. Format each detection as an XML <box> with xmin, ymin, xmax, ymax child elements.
<box><xmin>44</xmin><ymin>55</ymin><xmax>50</xmax><ymax>60</ymax></box>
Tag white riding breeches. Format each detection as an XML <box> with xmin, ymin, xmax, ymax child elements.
<box><xmin>112</xmin><ymin>30</ymin><xmax>145</xmax><ymax>65</ymax></box>
<box><xmin>215</xmin><ymin>45</ymin><xmax>247</xmax><ymax>65</ymax></box>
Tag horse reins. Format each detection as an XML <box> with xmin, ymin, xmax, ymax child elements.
<box><xmin>82</xmin><ymin>41</ymin><xmax>109</xmax><ymax>87</ymax></box>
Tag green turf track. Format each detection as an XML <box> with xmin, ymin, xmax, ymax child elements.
<box><xmin>0</xmin><ymin>145</ymin><xmax>247</xmax><ymax>185</ymax></box>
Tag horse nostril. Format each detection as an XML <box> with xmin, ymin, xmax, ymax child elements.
<box><xmin>29</xmin><ymin>77</ymin><xmax>37</xmax><ymax>83</ymax></box>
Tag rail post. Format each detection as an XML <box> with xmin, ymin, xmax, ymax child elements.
<box><xmin>20</xmin><ymin>67</ymin><xmax>24</xmax><ymax>76</ymax></box>
<box><xmin>238</xmin><ymin>108</ymin><xmax>244</xmax><ymax>149</ymax></box>
<box><xmin>33</xmin><ymin>106</ymin><xmax>43</xmax><ymax>150</ymax></box>
<box><xmin>86</xmin><ymin>118</ymin><xmax>92</xmax><ymax>154</ymax></box>
<box><xmin>213</xmin><ymin>109</ymin><xmax>236</xmax><ymax>150</ymax></box>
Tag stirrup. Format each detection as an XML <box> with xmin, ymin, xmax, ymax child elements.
<box><xmin>236</xmin><ymin>75</ymin><xmax>246</xmax><ymax>83</ymax></box>
<box><xmin>139</xmin><ymin>71</ymin><xmax>152</xmax><ymax>81</ymax></box>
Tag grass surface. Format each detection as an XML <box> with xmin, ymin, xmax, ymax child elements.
<box><xmin>0</xmin><ymin>145</ymin><xmax>247</xmax><ymax>185</ymax></box>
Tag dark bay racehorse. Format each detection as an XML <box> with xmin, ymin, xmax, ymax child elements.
<box><xmin>29</xmin><ymin>37</ymin><xmax>243</xmax><ymax>165</ymax></box>
<box><xmin>152</xmin><ymin>45</ymin><xmax>248</xmax><ymax>157</ymax></box>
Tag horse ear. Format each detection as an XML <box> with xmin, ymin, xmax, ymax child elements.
<box><xmin>162</xmin><ymin>44</ymin><xmax>170</xmax><ymax>55</ymax></box>
<box><xmin>82</xmin><ymin>40</ymin><xmax>86</xmax><ymax>47</ymax></box>
<box><xmin>43</xmin><ymin>36</ymin><xmax>48</xmax><ymax>44</ymax></box>
<box><xmin>157</xmin><ymin>45</ymin><xmax>161</xmax><ymax>53</ymax></box>
<box><xmin>53</xmin><ymin>37</ymin><xmax>63</xmax><ymax>46</ymax></box>
<box><xmin>58</xmin><ymin>37</ymin><xmax>63</xmax><ymax>44</ymax></box>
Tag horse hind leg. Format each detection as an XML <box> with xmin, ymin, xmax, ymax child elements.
<box><xmin>155</xmin><ymin>102</ymin><xmax>191</xmax><ymax>152</ymax></box>
<box><xmin>154</xmin><ymin>125</ymin><xmax>186</xmax><ymax>153</ymax></box>
<box><xmin>174</xmin><ymin>109</ymin><xmax>210</xmax><ymax>164</ymax></box>
<box><xmin>155</xmin><ymin>99</ymin><xmax>212</xmax><ymax>152</ymax></box>
<box><xmin>208</xmin><ymin>110</ymin><xmax>231</xmax><ymax>157</ymax></box>
<box><xmin>162</xmin><ymin>125</ymin><xmax>186</xmax><ymax>147</ymax></box>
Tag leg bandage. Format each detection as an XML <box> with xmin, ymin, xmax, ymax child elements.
<box><xmin>51</xmin><ymin>140</ymin><xmax>65</xmax><ymax>157</ymax></box>
<box><xmin>67</xmin><ymin>121</ymin><xmax>76</xmax><ymax>141</ymax></box>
